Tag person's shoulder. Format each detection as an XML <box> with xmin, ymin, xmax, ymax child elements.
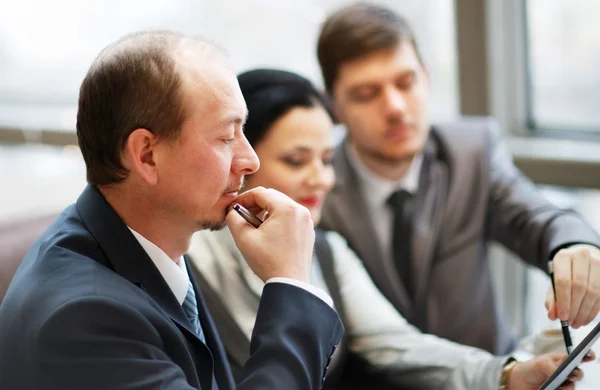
<box><xmin>433</xmin><ymin>116</ymin><xmax>499</xmax><ymax>142</ymax></box>
<box><xmin>7</xmin><ymin>206</ymin><xmax>150</xmax><ymax>324</ymax></box>
<box><xmin>431</xmin><ymin>116</ymin><xmax>502</xmax><ymax>162</ymax></box>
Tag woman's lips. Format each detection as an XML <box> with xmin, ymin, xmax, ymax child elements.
<box><xmin>298</xmin><ymin>196</ymin><xmax>322</xmax><ymax>208</ymax></box>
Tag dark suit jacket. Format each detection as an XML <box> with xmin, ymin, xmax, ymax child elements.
<box><xmin>320</xmin><ymin>117</ymin><xmax>600</xmax><ymax>355</ymax></box>
<box><xmin>0</xmin><ymin>185</ymin><xmax>343</xmax><ymax>389</ymax></box>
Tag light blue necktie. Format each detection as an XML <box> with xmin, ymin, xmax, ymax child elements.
<box><xmin>182</xmin><ymin>280</ymin><xmax>205</xmax><ymax>342</ymax></box>
<box><xmin>184</xmin><ymin>280</ymin><xmax>218</xmax><ymax>390</ymax></box>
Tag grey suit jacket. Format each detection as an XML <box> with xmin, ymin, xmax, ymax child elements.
<box><xmin>320</xmin><ymin>117</ymin><xmax>600</xmax><ymax>354</ymax></box>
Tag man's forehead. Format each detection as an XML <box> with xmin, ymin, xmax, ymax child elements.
<box><xmin>337</xmin><ymin>41</ymin><xmax>421</xmax><ymax>85</ymax></box>
<box><xmin>181</xmin><ymin>65</ymin><xmax>247</xmax><ymax>121</ymax></box>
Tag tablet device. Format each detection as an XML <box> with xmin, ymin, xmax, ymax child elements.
<box><xmin>539</xmin><ymin>321</ymin><xmax>600</xmax><ymax>390</ymax></box>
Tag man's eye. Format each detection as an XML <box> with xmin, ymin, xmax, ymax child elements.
<box><xmin>351</xmin><ymin>89</ymin><xmax>377</xmax><ymax>103</ymax></box>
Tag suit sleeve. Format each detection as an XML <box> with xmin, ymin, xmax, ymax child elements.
<box><xmin>484</xmin><ymin>119</ymin><xmax>600</xmax><ymax>269</ymax></box>
<box><xmin>35</xmin><ymin>296</ymin><xmax>197</xmax><ymax>390</ymax></box>
<box><xmin>237</xmin><ymin>282</ymin><xmax>344</xmax><ymax>390</ymax></box>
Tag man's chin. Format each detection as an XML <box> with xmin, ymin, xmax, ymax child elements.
<box><xmin>378</xmin><ymin>140</ymin><xmax>425</xmax><ymax>162</ymax></box>
<box><xmin>197</xmin><ymin>218</ymin><xmax>227</xmax><ymax>232</ymax></box>
<box><xmin>372</xmin><ymin>149</ymin><xmax>416</xmax><ymax>164</ymax></box>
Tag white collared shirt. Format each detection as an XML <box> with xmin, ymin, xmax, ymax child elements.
<box><xmin>129</xmin><ymin>227</ymin><xmax>333</xmax><ymax>308</ymax></box>
<box><xmin>129</xmin><ymin>228</ymin><xmax>189</xmax><ymax>304</ymax></box>
<box><xmin>346</xmin><ymin>142</ymin><xmax>423</xmax><ymax>267</ymax></box>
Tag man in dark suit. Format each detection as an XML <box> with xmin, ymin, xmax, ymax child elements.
<box><xmin>0</xmin><ymin>31</ymin><xmax>343</xmax><ymax>390</ymax></box>
<box><xmin>317</xmin><ymin>4</ymin><xmax>600</xmax><ymax>355</ymax></box>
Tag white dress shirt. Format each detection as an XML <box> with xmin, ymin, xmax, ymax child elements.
<box><xmin>128</xmin><ymin>227</ymin><xmax>333</xmax><ymax>308</ymax></box>
<box><xmin>346</xmin><ymin>142</ymin><xmax>423</xmax><ymax>268</ymax></box>
<box><xmin>129</xmin><ymin>228</ymin><xmax>189</xmax><ymax>304</ymax></box>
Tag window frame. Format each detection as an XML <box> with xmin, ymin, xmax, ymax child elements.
<box><xmin>522</xmin><ymin>0</ymin><xmax>600</xmax><ymax>138</ymax></box>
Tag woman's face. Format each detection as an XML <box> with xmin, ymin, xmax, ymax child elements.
<box><xmin>245</xmin><ymin>105</ymin><xmax>335</xmax><ymax>224</ymax></box>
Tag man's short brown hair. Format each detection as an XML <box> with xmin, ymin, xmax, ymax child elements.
<box><xmin>77</xmin><ymin>31</ymin><xmax>213</xmax><ymax>185</ymax></box>
<box><xmin>317</xmin><ymin>3</ymin><xmax>423</xmax><ymax>94</ymax></box>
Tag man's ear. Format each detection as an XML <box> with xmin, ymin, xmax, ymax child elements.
<box><xmin>123</xmin><ymin>128</ymin><xmax>159</xmax><ymax>186</ymax></box>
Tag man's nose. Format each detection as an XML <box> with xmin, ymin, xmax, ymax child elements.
<box><xmin>383</xmin><ymin>86</ymin><xmax>407</xmax><ymax>117</ymax></box>
<box><xmin>235</xmin><ymin>135</ymin><xmax>260</xmax><ymax>175</ymax></box>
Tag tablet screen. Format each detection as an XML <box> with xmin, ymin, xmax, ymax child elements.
<box><xmin>539</xmin><ymin>321</ymin><xmax>600</xmax><ymax>390</ymax></box>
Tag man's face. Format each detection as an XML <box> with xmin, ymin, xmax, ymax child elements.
<box><xmin>154</xmin><ymin>63</ymin><xmax>259</xmax><ymax>232</ymax></box>
<box><xmin>332</xmin><ymin>41</ymin><xmax>430</xmax><ymax>163</ymax></box>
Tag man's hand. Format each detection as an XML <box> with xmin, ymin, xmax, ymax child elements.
<box><xmin>507</xmin><ymin>351</ymin><xmax>595</xmax><ymax>390</ymax></box>
<box><xmin>546</xmin><ymin>244</ymin><xmax>600</xmax><ymax>328</ymax></box>
<box><xmin>226</xmin><ymin>186</ymin><xmax>314</xmax><ymax>283</ymax></box>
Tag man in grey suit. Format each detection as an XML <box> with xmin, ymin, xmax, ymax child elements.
<box><xmin>318</xmin><ymin>3</ymin><xmax>600</xmax><ymax>355</ymax></box>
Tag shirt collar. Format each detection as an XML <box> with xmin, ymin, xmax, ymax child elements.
<box><xmin>128</xmin><ymin>227</ymin><xmax>189</xmax><ymax>305</ymax></box>
<box><xmin>346</xmin><ymin>141</ymin><xmax>423</xmax><ymax>208</ymax></box>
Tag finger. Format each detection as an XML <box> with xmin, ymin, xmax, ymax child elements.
<box><xmin>549</xmin><ymin>353</ymin><xmax>569</xmax><ymax>365</ymax></box>
<box><xmin>584</xmin><ymin>299</ymin><xmax>600</xmax><ymax>327</ymax></box>
<box><xmin>553</xmin><ymin>252</ymin><xmax>573</xmax><ymax>322</ymax></box>
<box><xmin>535</xmin><ymin>354</ymin><xmax>564</xmax><ymax>377</ymax></box>
<box><xmin>234</xmin><ymin>187</ymin><xmax>274</xmax><ymax>212</ymax></box>
<box><xmin>546</xmin><ymin>283</ymin><xmax>558</xmax><ymax>320</ymax></box>
<box><xmin>573</xmin><ymin>256</ymin><xmax>597</xmax><ymax>327</ymax></box>
<box><xmin>257</xmin><ymin>209</ymin><xmax>270</xmax><ymax>221</ymax></box>
<box><xmin>235</xmin><ymin>187</ymin><xmax>291</xmax><ymax>215</ymax></box>
<box><xmin>226</xmin><ymin>206</ymin><xmax>256</xmax><ymax>237</ymax></box>
<box><xmin>582</xmin><ymin>350</ymin><xmax>595</xmax><ymax>362</ymax></box>
<box><xmin>574</xmin><ymin>293</ymin><xmax>598</xmax><ymax>328</ymax></box>
<box><xmin>569</xmin><ymin>250</ymin><xmax>590</xmax><ymax>325</ymax></box>
<box><xmin>580</xmin><ymin>255</ymin><xmax>600</xmax><ymax>326</ymax></box>
<box><xmin>558</xmin><ymin>381</ymin><xmax>575</xmax><ymax>390</ymax></box>
<box><xmin>567</xmin><ymin>367</ymin><xmax>583</xmax><ymax>382</ymax></box>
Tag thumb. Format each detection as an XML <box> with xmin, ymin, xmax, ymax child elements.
<box><xmin>546</xmin><ymin>284</ymin><xmax>557</xmax><ymax>320</ymax></box>
<box><xmin>226</xmin><ymin>207</ymin><xmax>255</xmax><ymax>239</ymax></box>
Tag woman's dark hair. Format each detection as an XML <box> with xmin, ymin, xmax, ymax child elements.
<box><xmin>237</xmin><ymin>68</ymin><xmax>334</xmax><ymax>147</ymax></box>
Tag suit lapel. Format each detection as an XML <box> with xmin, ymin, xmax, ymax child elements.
<box><xmin>411</xmin><ymin>132</ymin><xmax>449</xmax><ymax>310</ymax></box>
<box><xmin>330</xmin><ymin>144</ymin><xmax>413</xmax><ymax>313</ymax></box>
<box><xmin>75</xmin><ymin>185</ymin><xmax>216</xmax><ymax>389</ymax></box>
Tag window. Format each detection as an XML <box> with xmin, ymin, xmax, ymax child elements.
<box><xmin>0</xmin><ymin>0</ymin><xmax>458</xmax><ymax>134</ymax></box>
<box><xmin>525</xmin><ymin>0</ymin><xmax>600</xmax><ymax>133</ymax></box>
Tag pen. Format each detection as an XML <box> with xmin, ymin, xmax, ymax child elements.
<box><xmin>548</xmin><ymin>261</ymin><xmax>574</xmax><ymax>354</ymax></box>
<box><xmin>232</xmin><ymin>203</ymin><xmax>263</xmax><ymax>228</ymax></box>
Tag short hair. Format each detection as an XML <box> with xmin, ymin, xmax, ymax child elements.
<box><xmin>317</xmin><ymin>3</ymin><xmax>423</xmax><ymax>93</ymax></box>
<box><xmin>237</xmin><ymin>68</ymin><xmax>334</xmax><ymax>147</ymax></box>
<box><xmin>76</xmin><ymin>30</ymin><xmax>219</xmax><ymax>185</ymax></box>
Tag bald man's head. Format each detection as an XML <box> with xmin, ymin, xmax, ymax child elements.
<box><xmin>77</xmin><ymin>30</ymin><xmax>230</xmax><ymax>185</ymax></box>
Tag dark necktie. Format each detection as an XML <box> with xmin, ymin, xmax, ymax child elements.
<box><xmin>182</xmin><ymin>280</ymin><xmax>206</xmax><ymax>343</ymax></box>
<box><xmin>387</xmin><ymin>189</ymin><xmax>415</xmax><ymax>300</ymax></box>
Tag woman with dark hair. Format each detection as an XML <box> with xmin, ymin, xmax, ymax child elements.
<box><xmin>187</xmin><ymin>69</ymin><xmax>589</xmax><ymax>390</ymax></box>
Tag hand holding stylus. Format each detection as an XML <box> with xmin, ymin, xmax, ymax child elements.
<box><xmin>545</xmin><ymin>245</ymin><xmax>600</xmax><ymax>329</ymax></box>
